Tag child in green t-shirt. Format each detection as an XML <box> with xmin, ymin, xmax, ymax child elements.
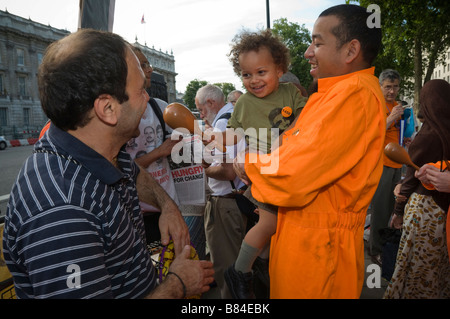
<box><xmin>222</xmin><ymin>29</ymin><xmax>307</xmax><ymax>299</ymax></box>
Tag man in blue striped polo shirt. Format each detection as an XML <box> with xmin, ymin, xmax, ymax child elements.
<box><xmin>2</xmin><ymin>29</ymin><xmax>214</xmax><ymax>299</ymax></box>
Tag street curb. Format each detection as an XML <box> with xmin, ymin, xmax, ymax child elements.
<box><xmin>0</xmin><ymin>194</ymin><xmax>9</xmax><ymax>204</ymax></box>
<box><xmin>6</xmin><ymin>138</ymin><xmax>38</xmax><ymax>147</ymax></box>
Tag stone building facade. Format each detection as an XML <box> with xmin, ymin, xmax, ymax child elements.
<box><xmin>431</xmin><ymin>47</ymin><xmax>450</xmax><ymax>84</ymax></box>
<box><xmin>0</xmin><ymin>9</ymin><xmax>70</xmax><ymax>139</ymax></box>
<box><xmin>133</xmin><ymin>42</ymin><xmax>178</xmax><ymax>104</ymax></box>
<box><xmin>0</xmin><ymin>9</ymin><xmax>178</xmax><ymax>140</ymax></box>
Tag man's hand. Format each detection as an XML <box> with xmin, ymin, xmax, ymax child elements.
<box><xmin>146</xmin><ymin>245</ymin><xmax>214</xmax><ymax>299</ymax></box>
<box><xmin>390</xmin><ymin>213</ymin><xmax>403</xmax><ymax>230</ymax></box>
<box><xmin>390</xmin><ymin>104</ymin><xmax>404</xmax><ymax>121</ymax></box>
<box><xmin>169</xmin><ymin>245</ymin><xmax>215</xmax><ymax>297</ymax></box>
<box><xmin>136</xmin><ymin>169</ymin><xmax>189</xmax><ymax>255</ymax></box>
<box><xmin>386</xmin><ymin>104</ymin><xmax>404</xmax><ymax>129</ymax></box>
<box><xmin>158</xmin><ymin>201</ymin><xmax>190</xmax><ymax>255</ymax></box>
<box><xmin>158</xmin><ymin>135</ymin><xmax>183</xmax><ymax>158</ymax></box>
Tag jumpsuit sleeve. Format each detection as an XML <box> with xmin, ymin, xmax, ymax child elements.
<box><xmin>245</xmin><ymin>83</ymin><xmax>383</xmax><ymax>208</ymax></box>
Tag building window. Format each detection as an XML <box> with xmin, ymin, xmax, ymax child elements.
<box><xmin>37</xmin><ymin>52</ymin><xmax>44</xmax><ymax>65</ymax></box>
<box><xmin>0</xmin><ymin>108</ymin><xmax>8</xmax><ymax>126</ymax></box>
<box><xmin>0</xmin><ymin>74</ymin><xmax>4</xmax><ymax>96</ymax></box>
<box><xmin>23</xmin><ymin>108</ymin><xmax>30</xmax><ymax>126</ymax></box>
<box><xmin>17</xmin><ymin>48</ymin><xmax>25</xmax><ymax>66</ymax></box>
<box><xmin>18</xmin><ymin>77</ymin><xmax>26</xmax><ymax>96</ymax></box>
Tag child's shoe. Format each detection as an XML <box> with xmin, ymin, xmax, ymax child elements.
<box><xmin>224</xmin><ymin>264</ymin><xmax>255</xmax><ymax>299</ymax></box>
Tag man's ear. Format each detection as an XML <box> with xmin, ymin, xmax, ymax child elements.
<box><xmin>345</xmin><ymin>39</ymin><xmax>361</xmax><ymax>64</ymax></box>
<box><xmin>94</xmin><ymin>94</ymin><xmax>118</xmax><ymax>126</ymax></box>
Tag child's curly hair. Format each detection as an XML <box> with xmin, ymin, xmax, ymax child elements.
<box><xmin>228</xmin><ymin>29</ymin><xmax>290</xmax><ymax>77</ymax></box>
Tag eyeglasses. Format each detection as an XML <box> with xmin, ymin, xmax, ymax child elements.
<box><xmin>141</xmin><ymin>62</ymin><xmax>153</xmax><ymax>71</ymax></box>
<box><xmin>381</xmin><ymin>85</ymin><xmax>400</xmax><ymax>92</ymax></box>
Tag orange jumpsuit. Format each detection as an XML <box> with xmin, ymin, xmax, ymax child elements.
<box><xmin>245</xmin><ymin>68</ymin><xmax>386</xmax><ymax>299</ymax></box>
<box><xmin>39</xmin><ymin>121</ymin><xmax>51</xmax><ymax>139</ymax></box>
<box><xmin>384</xmin><ymin>101</ymin><xmax>402</xmax><ymax>168</ymax></box>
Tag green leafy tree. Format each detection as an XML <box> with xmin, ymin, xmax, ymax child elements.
<box><xmin>213</xmin><ymin>82</ymin><xmax>236</xmax><ymax>101</ymax></box>
<box><xmin>351</xmin><ymin>0</ymin><xmax>450</xmax><ymax>111</ymax></box>
<box><xmin>272</xmin><ymin>18</ymin><xmax>313</xmax><ymax>90</ymax></box>
<box><xmin>183</xmin><ymin>79</ymin><xmax>208</xmax><ymax>111</ymax></box>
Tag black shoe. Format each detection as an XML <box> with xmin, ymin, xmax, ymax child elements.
<box><xmin>224</xmin><ymin>264</ymin><xmax>255</xmax><ymax>299</ymax></box>
<box><xmin>252</xmin><ymin>257</ymin><xmax>270</xmax><ymax>287</ymax></box>
<box><xmin>371</xmin><ymin>254</ymin><xmax>382</xmax><ymax>266</ymax></box>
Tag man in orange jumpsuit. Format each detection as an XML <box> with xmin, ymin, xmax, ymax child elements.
<box><xmin>236</xmin><ymin>4</ymin><xmax>386</xmax><ymax>298</ymax></box>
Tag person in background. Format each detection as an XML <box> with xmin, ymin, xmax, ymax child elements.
<box><xmin>227</xmin><ymin>90</ymin><xmax>243</xmax><ymax>106</ymax></box>
<box><xmin>416</xmin><ymin>161</ymin><xmax>450</xmax><ymax>262</ymax></box>
<box><xmin>279</xmin><ymin>71</ymin><xmax>308</xmax><ymax>97</ymax></box>
<box><xmin>368</xmin><ymin>69</ymin><xmax>404</xmax><ymax>266</ymax></box>
<box><xmin>2</xmin><ymin>29</ymin><xmax>214</xmax><ymax>299</ymax></box>
<box><xmin>384</xmin><ymin>79</ymin><xmax>450</xmax><ymax>299</ymax></box>
<box><xmin>126</xmin><ymin>46</ymin><xmax>182</xmax><ymax>247</ymax></box>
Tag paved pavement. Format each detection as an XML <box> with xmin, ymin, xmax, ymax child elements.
<box><xmin>360</xmin><ymin>239</ymin><xmax>389</xmax><ymax>299</ymax></box>
<box><xmin>360</xmin><ymin>210</ymin><xmax>389</xmax><ymax>299</ymax></box>
<box><xmin>202</xmin><ymin>211</ymin><xmax>388</xmax><ymax>300</ymax></box>
<box><xmin>202</xmin><ymin>232</ymin><xmax>389</xmax><ymax>299</ymax></box>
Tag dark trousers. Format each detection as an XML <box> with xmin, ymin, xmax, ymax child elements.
<box><xmin>143</xmin><ymin>212</ymin><xmax>161</xmax><ymax>245</ymax></box>
<box><xmin>369</xmin><ymin>166</ymin><xmax>402</xmax><ymax>256</ymax></box>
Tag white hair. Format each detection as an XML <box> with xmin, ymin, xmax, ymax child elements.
<box><xmin>196</xmin><ymin>84</ymin><xmax>225</xmax><ymax>105</ymax></box>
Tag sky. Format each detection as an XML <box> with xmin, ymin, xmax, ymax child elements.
<box><xmin>0</xmin><ymin>0</ymin><xmax>346</xmax><ymax>93</ymax></box>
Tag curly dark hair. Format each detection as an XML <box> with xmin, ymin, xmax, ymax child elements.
<box><xmin>228</xmin><ymin>29</ymin><xmax>290</xmax><ymax>77</ymax></box>
<box><xmin>38</xmin><ymin>29</ymin><xmax>129</xmax><ymax>131</ymax></box>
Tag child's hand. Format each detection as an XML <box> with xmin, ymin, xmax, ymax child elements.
<box><xmin>202</xmin><ymin>129</ymin><xmax>226</xmax><ymax>153</ymax></box>
<box><xmin>233</xmin><ymin>150</ymin><xmax>250</xmax><ymax>185</ymax></box>
<box><xmin>393</xmin><ymin>184</ymin><xmax>407</xmax><ymax>203</ymax></box>
<box><xmin>202</xmin><ymin>128</ymin><xmax>215</xmax><ymax>146</ymax></box>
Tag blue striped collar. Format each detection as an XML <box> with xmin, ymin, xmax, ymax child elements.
<box><xmin>36</xmin><ymin>124</ymin><xmax>131</xmax><ymax>185</ymax></box>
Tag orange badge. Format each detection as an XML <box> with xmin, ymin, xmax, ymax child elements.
<box><xmin>281</xmin><ymin>106</ymin><xmax>293</xmax><ymax>118</ymax></box>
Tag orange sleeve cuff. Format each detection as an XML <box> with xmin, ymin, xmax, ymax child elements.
<box><xmin>420</xmin><ymin>161</ymin><xmax>447</xmax><ymax>190</ymax></box>
<box><xmin>422</xmin><ymin>182</ymin><xmax>435</xmax><ymax>191</ymax></box>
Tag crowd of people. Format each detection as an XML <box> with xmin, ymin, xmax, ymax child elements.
<box><xmin>383</xmin><ymin>79</ymin><xmax>450</xmax><ymax>298</ymax></box>
<box><xmin>1</xmin><ymin>3</ymin><xmax>449</xmax><ymax>299</ymax></box>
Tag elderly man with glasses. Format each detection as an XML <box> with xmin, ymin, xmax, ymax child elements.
<box><xmin>368</xmin><ymin>69</ymin><xmax>404</xmax><ymax>267</ymax></box>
